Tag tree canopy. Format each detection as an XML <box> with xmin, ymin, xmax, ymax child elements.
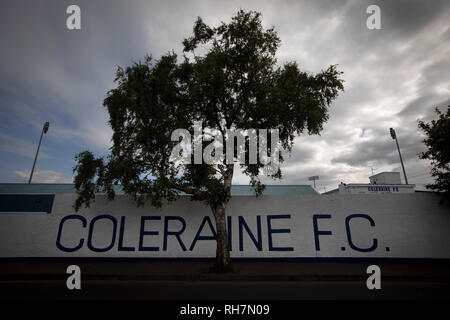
<box><xmin>418</xmin><ymin>105</ymin><xmax>450</xmax><ymax>203</ymax></box>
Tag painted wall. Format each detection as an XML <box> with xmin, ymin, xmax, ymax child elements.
<box><xmin>0</xmin><ymin>193</ymin><xmax>449</xmax><ymax>259</ymax></box>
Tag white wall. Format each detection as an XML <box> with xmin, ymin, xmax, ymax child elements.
<box><xmin>0</xmin><ymin>193</ymin><xmax>449</xmax><ymax>259</ymax></box>
<box><xmin>344</xmin><ymin>184</ymin><xmax>414</xmax><ymax>194</ymax></box>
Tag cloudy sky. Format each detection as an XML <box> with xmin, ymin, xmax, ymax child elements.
<box><xmin>0</xmin><ymin>0</ymin><xmax>449</xmax><ymax>192</ymax></box>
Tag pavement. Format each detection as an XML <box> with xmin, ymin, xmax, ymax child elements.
<box><xmin>2</xmin><ymin>279</ymin><xmax>450</xmax><ymax>300</ymax></box>
<box><xmin>1</xmin><ymin>260</ymin><xmax>450</xmax><ymax>300</ymax></box>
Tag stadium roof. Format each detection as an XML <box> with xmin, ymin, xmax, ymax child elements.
<box><xmin>0</xmin><ymin>183</ymin><xmax>318</xmax><ymax>195</ymax></box>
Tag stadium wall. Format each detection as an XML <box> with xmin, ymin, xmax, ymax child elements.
<box><xmin>0</xmin><ymin>193</ymin><xmax>449</xmax><ymax>259</ymax></box>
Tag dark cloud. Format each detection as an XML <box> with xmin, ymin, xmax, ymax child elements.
<box><xmin>331</xmin><ymin>130</ymin><xmax>426</xmax><ymax>168</ymax></box>
<box><xmin>0</xmin><ymin>0</ymin><xmax>448</xmax><ymax>191</ymax></box>
<box><xmin>375</xmin><ymin>0</ymin><xmax>449</xmax><ymax>38</ymax></box>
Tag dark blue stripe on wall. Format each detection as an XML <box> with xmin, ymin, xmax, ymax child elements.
<box><xmin>0</xmin><ymin>194</ymin><xmax>54</xmax><ymax>213</ymax></box>
<box><xmin>0</xmin><ymin>257</ymin><xmax>449</xmax><ymax>263</ymax></box>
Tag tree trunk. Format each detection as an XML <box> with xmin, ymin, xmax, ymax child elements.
<box><xmin>211</xmin><ymin>203</ymin><xmax>232</xmax><ymax>272</ymax></box>
<box><xmin>209</xmin><ymin>163</ymin><xmax>234</xmax><ymax>272</ymax></box>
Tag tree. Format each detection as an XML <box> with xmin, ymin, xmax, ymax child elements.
<box><xmin>73</xmin><ymin>10</ymin><xmax>344</xmax><ymax>271</ymax></box>
<box><xmin>418</xmin><ymin>105</ymin><xmax>450</xmax><ymax>203</ymax></box>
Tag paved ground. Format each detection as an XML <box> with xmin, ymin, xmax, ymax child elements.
<box><xmin>1</xmin><ymin>260</ymin><xmax>450</xmax><ymax>300</ymax></box>
<box><xmin>1</xmin><ymin>279</ymin><xmax>450</xmax><ymax>300</ymax></box>
<box><xmin>2</xmin><ymin>260</ymin><xmax>450</xmax><ymax>278</ymax></box>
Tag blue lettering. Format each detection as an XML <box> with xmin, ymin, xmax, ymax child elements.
<box><xmin>267</xmin><ymin>215</ymin><xmax>293</xmax><ymax>251</ymax></box>
<box><xmin>87</xmin><ymin>215</ymin><xmax>117</xmax><ymax>252</ymax></box>
<box><xmin>118</xmin><ymin>216</ymin><xmax>135</xmax><ymax>251</ymax></box>
<box><xmin>345</xmin><ymin>214</ymin><xmax>378</xmax><ymax>252</ymax></box>
<box><xmin>139</xmin><ymin>216</ymin><xmax>160</xmax><ymax>251</ymax></box>
<box><xmin>227</xmin><ymin>216</ymin><xmax>232</xmax><ymax>251</ymax></box>
<box><xmin>238</xmin><ymin>216</ymin><xmax>262</xmax><ymax>251</ymax></box>
<box><xmin>313</xmin><ymin>214</ymin><xmax>332</xmax><ymax>251</ymax></box>
<box><xmin>189</xmin><ymin>216</ymin><xmax>216</xmax><ymax>251</ymax></box>
<box><xmin>163</xmin><ymin>216</ymin><xmax>186</xmax><ymax>251</ymax></box>
<box><xmin>56</xmin><ymin>215</ymin><xmax>86</xmax><ymax>252</ymax></box>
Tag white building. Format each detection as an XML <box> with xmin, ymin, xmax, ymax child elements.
<box><xmin>369</xmin><ymin>172</ymin><xmax>402</xmax><ymax>185</ymax></box>
<box><xmin>325</xmin><ymin>172</ymin><xmax>415</xmax><ymax>194</ymax></box>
